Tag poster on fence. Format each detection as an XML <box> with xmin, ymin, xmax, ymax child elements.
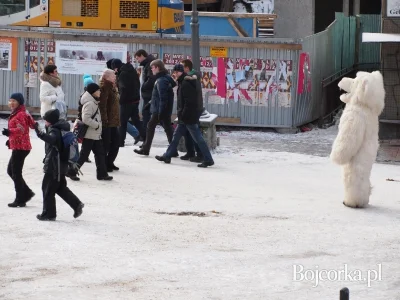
<box><xmin>162</xmin><ymin>53</ymin><xmax>218</xmax><ymax>103</ymax></box>
<box><xmin>24</xmin><ymin>40</ymin><xmax>56</xmax><ymax>87</ymax></box>
<box><xmin>55</xmin><ymin>41</ymin><xmax>127</xmax><ymax>75</ymax></box>
<box><xmin>0</xmin><ymin>38</ymin><xmax>18</xmax><ymax>71</ymax></box>
<box><xmin>277</xmin><ymin>60</ymin><xmax>293</xmax><ymax>107</ymax></box>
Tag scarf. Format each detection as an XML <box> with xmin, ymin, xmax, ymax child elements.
<box><xmin>40</xmin><ymin>72</ymin><xmax>62</xmax><ymax>88</ymax></box>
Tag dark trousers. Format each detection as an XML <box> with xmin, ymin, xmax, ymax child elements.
<box><xmin>142</xmin><ymin>113</ymin><xmax>173</xmax><ymax>152</ymax></box>
<box><xmin>165</xmin><ymin>123</ymin><xmax>214</xmax><ymax>163</ymax></box>
<box><xmin>76</xmin><ymin>138</ymin><xmax>108</xmax><ymax>178</ymax></box>
<box><xmin>102</xmin><ymin>127</ymin><xmax>120</xmax><ymax>167</ymax></box>
<box><xmin>7</xmin><ymin>150</ymin><xmax>32</xmax><ymax>203</ymax></box>
<box><xmin>185</xmin><ymin>131</ymin><xmax>202</xmax><ymax>157</ymax></box>
<box><xmin>42</xmin><ymin>173</ymin><xmax>82</xmax><ymax>218</ymax></box>
<box><xmin>141</xmin><ymin>100</ymin><xmax>151</xmax><ymax>140</ymax></box>
<box><xmin>119</xmin><ymin>102</ymin><xmax>142</xmax><ymax>146</ymax></box>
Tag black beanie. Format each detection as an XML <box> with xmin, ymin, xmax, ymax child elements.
<box><xmin>111</xmin><ymin>59</ymin><xmax>123</xmax><ymax>70</ymax></box>
<box><xmin>10</xmin><ymin>93</ymin><xmax>25</xmax><ymax>105</ymax></box>
<box><xmin>43</xmin><ymin>109</ymin><xmax>60</xmax><ymax>125</ymax></box>
<box><xmin>86</xmin><ymin>83</ymin><xmax>100</xmax><ymax>95</ymax></box>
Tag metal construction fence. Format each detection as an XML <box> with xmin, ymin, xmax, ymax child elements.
<box><xmin>0</xmin><ymin>14</ymin><xmax>381</xmax><ymax>128</ymax></box>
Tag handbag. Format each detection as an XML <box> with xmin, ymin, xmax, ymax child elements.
<box><xmin>72</xmin><ymin>107</ymin><xmax>99</xmax><ymax>143</ymax></box>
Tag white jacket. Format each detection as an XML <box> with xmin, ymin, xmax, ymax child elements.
<box><xmin>39</xmin><ymin>81</ymin><xmax>66</xmax><ymax>118</ymax></box>
<box><xmin>80</xmin><ymin>92</ymin><xmax>102</xmax><ymax>140</ymax></box>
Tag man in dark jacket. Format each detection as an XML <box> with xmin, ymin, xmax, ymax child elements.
<box><xmin>180</xmin><ymin>59</ymin><xmax>204</xmax><ymax>162</ymax></box>
<box><xmin>34</xmin><ymin>109</ymin><xmax>84</xmax><ymax>221</ymax></box>
<box><xmin>111</xmin><ymin>59</ymin><xmax>142</xmax><ymax>147</ymax></box>
<box><xmin>134</xmin><ymin>49</ymin><xmax>155</xmax><ymax>140</ymax></box>
<box><xmin>134</xmin><ymin>59</ymin><xmax>176</xmax><ymax>156</ymax></box>
<box><xmin>155</xmin><ymin>64</ymin><xmax>214</xmax><ymax>168</ymax></box>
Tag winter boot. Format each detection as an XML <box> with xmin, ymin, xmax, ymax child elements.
<box><xmin>74</xmin><ymin>203</ymin><xmax>84</xmax><ymax>218</ymax></box>
<box><xmin>134</xmin><ymin>149</ymin><xmax>149</xmax><ymax>156</ymax></box>
<box><xmin>190</xmin><ymin>156</ymin><xmax>204</xmax><ymax>163</ymax></box>
<box><xmin>36</xmin><ymin>214</ymin><xmax>56</xmax><ymax>221</ymax></box>
<box><xmin>180</xmin><ymin>153</ymin><xmax>194</xmax><ymax>161</ymax></box>
<box><xmin>97</xmin><ymin>175</ymin><xmax>113</xmax><ymax>181</ymax></box>
<box><xmin>198</xmin><ymin>161</ymin><xmax>214</xmax><ymax>168</ymax></box>
<box><xmin>8</xmin><ymin>201</ymin><xmax>26</xmax><ymax>208</ymax></box>
<box><xmin>155</xmin><ymin>155</ymin><xmax>171</xmax><ymax>164</ymax></box>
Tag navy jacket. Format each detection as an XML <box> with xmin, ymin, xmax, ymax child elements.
<box><xmin>150</xmin><ymin>71</ymin><xmax>176</xmax><ymax>116</ymax></box>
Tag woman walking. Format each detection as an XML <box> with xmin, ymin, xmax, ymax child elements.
<box><xmin>68</xmin><ymin>83</ymin><xmax>113</xmax><ymax>181</ymax></box>
<box><xmin>2</xmin><ymin>93</ymin><xmax>36</xmax><ymax>207</ymax></box>
<box><xmin>99</xmin><ymin>69</ymin><xmax>121</xmax><ymax>172</ymax></box>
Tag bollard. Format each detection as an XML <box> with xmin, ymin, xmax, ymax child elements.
<box><xmin>340</xmin><ymin>287</ymin><xmax>349</xmax><ymax>300</ymax></box>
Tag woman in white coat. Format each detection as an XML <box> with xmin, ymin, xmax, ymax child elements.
<box><xmin>39</xmin><ymin>65</ymin><xmax>67</xmax><ymax>120</ymax></box>
<box><xmin>68</xmin><ymin>83</ymin><xmax>113</xmax><ymax>181</ymax></box>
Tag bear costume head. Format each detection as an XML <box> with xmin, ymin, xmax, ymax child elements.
<box><xmin>338</xmin><ymin>70</ymin><xmax>385</xmax><ymax>116</ymax></box>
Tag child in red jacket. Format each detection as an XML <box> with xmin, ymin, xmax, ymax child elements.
<box><xmin>2</xmin><ymin>93</ymin><xmax>36</xmax><ymax>207</ymax></box>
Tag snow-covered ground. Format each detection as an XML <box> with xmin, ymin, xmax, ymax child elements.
<box><xmin>1</xmin><ymin>119</ymin><xmax>399</xmax><ymax>300</ymax></box>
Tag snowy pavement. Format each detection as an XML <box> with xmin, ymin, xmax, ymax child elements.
<box><xmin>0</xmin><ymin>121</ymin><xmax>399</xmax><ymax>300</ymax></box>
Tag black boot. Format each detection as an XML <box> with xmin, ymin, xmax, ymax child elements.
<box><xmin>134</xmin><ymin>149</ymin><xmax>149</xmax><ymax>156</ymax></box>
<box><xmin>24</xmin><ymin>190</ymin><xmax>35</xmax><ymax>203</ymax></box>
<box><xmin>66</xmin><ymin>169</ymin><xmax>80</xmax><ymax>181</ymax></box>
<box><xmin>180</xmin><ymin>153</ymin><xmax>194</xmax><ymax>161</ymax></box>
<box><xmin>198</xmin><ymin>161</ymin><xmax>214</xmax><ymax>168</ymax></box>
<box><xmin>97</xmin><ymin>175</ymin><xmax>113</xmax><ymax>181</ymax></box>
<box><xmin>155</xmin><ymin>155</ymin><xmax>171</xmax><ymax>164</ymax></box>
<box><xmin>36</xmin><ymin>214</ymin><xmax>56</xmax><ymax>221</ymax></box>
<box><xmin>74</xmin><ymin>203</ymin><xmax>84</xmax><ymax>218</ymax></box>
<box><xmin>8</xmin><ymin>201</ymin><xmax>26</xmax><ymax>208</ymax></box>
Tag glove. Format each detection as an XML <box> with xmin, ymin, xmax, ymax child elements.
<box><xmin>2</xmin><ymin>128</ymin><xmax>10</xmax><ymax>136</ymax></box>
<box><xmin>34</xmin><ymin>122</ymin><xmax>41</xmax><ymax>135</ymax></box>
<box><xmin>5</xmin><ymin>140</ymin><xmax>9</xmax><ymax>149</ymax></box>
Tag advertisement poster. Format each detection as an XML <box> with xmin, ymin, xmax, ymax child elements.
<box><xmin>55</xmin><ymin>41</ymin><xmax>127</xmax><ymax>75</ymax></box>
<box><xmin>24</xmin><ymin>39</ymin><xmax>56</xmax><ymax>87</ymax></box>
<box><xmin>297</xmin><ymin>52</ymin><xmax>311</xmax><ymax>94</ymax></box>
<box><xmin>277</xmin><ymin>60</ymin><xmax>293</xmax><ymax>107</ymax></box>
<box><xmin>161</xmin><ymin>53</ymin><xmax>218</xmax><ymax>102</ymax></box>
<box><xmin>0</xmin><ymin>37</ymin><xmax>18</xmax><ymax>71</ymax></box>
<box><xmin>219</xmin><ymin>58</ymin><xmax>292</xmax><ymax>107</ymax></box>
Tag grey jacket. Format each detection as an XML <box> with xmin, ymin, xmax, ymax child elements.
<box><xmin>81</xmin><ymin>92</ymin><xmax>102</xmax><ymax>140</ymax></box>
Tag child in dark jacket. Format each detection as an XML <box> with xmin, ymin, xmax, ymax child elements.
<box><xmin>34</xmin><ymin>109</ymin><xmax>84</xmax><ymax>221</ymax></box>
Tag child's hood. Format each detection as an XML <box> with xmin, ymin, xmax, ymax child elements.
<box><xmin>51</xmin><ymin>119</ymin><xmax>71</xmax><ymax>132</ymax></box>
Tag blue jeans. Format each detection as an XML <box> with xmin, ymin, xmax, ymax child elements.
<box><xmin>165</xmin><ymin>123</ymin><xmax>213</xmax><ymax>163</ymax></box>
<box><xmin>126</xmin><ymin>122</ymin><xmax>140</xmax><ymax>138</ymax></box>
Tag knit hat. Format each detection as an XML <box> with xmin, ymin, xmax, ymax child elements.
<box><xmin>10</xmin><ymin>93</ymin><xmax>25</xmax><ymax>105</ymax></box>
<box><xmin>106</xmin><ymin>59</ymin><xmax>114</xmax><ymax>70</ymax></box>
<box><xmin>83</xmin><ymin>74</ymin><xmax>94</xmax><ymax>88</ymax></box>
<box><xmin>43</xmin><ymin>108</ymin><xmax>60</xmax><ymax>125</ymax></box>
<box><xmin>173</xmin><ymin>64</ymin><xmax>184</xmax><ymax>73</ymax></box>
<box><xmin>86</xmin><ymin>83</ymin><xmax>100</xmax><ymax>95</ymax></box>
<box><xmin>111</xmin><ymin>59</ymin><xmax>123</xmax><ymax>70</ymax></box>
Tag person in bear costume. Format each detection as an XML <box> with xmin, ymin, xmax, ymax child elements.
<box><xmin>330</xmin><ymin>71</ymin><xmax>385</xmax><ymax>208</ymax></box>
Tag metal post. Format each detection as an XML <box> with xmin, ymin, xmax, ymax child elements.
<box><xmin>340</xmin><ymin>287</ymin><xmax>349</xmax><ymax>300</ymax></box>
<box><xmin>343</xmin><ymin>0</ymin><xmax>350</xmax><ymax>16</ymax></box>
<box><xmin>190</xmin><ymin>0</ymin><xmax>200</xmax><ymax>71</ymax></box>
<box><xmin>353</xmin><ymin>0</ymin><xmax>360</xmax><ymax>15</ymax></box>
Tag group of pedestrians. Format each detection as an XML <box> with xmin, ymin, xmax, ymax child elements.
<box><xmin>2</xmin><ymin>49</ymin><xmax>215</xmax><ymax>221</ymax></box>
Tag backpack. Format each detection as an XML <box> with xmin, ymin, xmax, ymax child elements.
<box><xmin>59</xmin><ymin>130</ymin><xmax>82</xmax><ymax>175</ymax></box>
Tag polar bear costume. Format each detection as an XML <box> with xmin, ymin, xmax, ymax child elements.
<box><xmin>330</xmin><ymin>71</ymin><xmax>385</xmax><ymax>208</ymax></box>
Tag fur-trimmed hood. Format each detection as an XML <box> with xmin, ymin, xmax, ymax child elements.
<box><xmin>40</xmin><ymin>72</ymin><xmax>62</xmax><ymax>87</ymax></box>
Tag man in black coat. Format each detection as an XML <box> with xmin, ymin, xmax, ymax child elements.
<box><xmin>134</xmin><ymin>50</ymin><xmax>156</xmax><ymax>140</ymax></box>
<box><xmin>155</xmin><ymin>64</ymin><xmax>214</xmax><ymax>168</ymax></box>
<box><xmin>111</xmin><ymin>59</ymin><xmax>141</xmax><ymax>147</ymax></box>
<box><xmin>34</xmin><ymin>109</ymin><xmax>84</xmax><ymax>221</ymax></box>
<box><xmin>134</xmin><ymin>59</ymin><xmax>176</xmax><ymax>156</ymax></box>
